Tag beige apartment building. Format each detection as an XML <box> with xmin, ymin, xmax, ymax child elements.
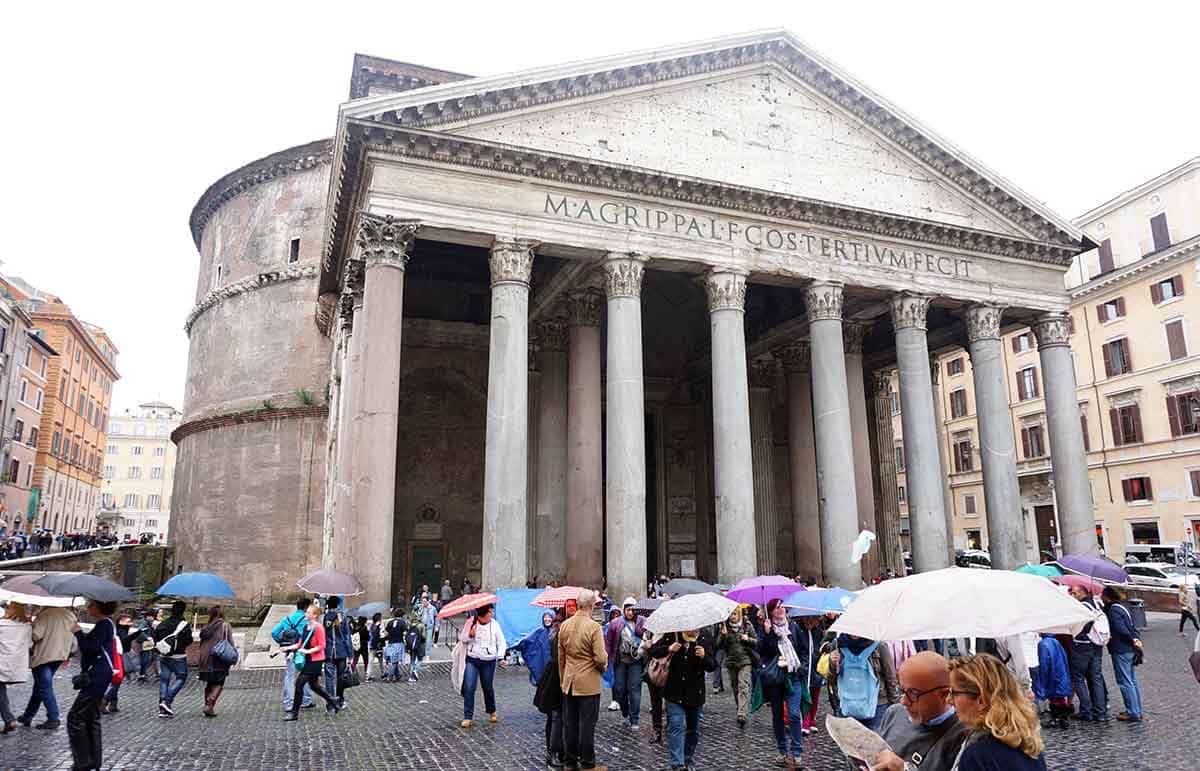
<box><xmin>101</xmin><ymin>402</ymin><xmax>180</xmax><ymax>542</ymax></box>
<box><xmin>896</xmin><ymin>157</ymin><xmax>1200</xmax><ymax>563</ymax></box>
<box><xmin>0</xmin><ymin>297</ymin><xmax>56</xmax><ymax>533</ymax></box>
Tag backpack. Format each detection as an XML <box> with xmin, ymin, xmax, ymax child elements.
<box><xmin>1087</xmin><ymin>604</ymin><xmax>1111</xmax><ymax>647</ymax></box>
<box><xmin>97</xmin><ymin>619</ymin><xmax>124</xmax><ymax>687</ymax></box>
<box><xmin>277</xmin><ymin>614</ymin><xmax>304</xmax><ymax>646</ymax></box>
<box><xmin>838</xmin><ymin>641</ymin><xmax>881</xmax><ymax>720</ymax></box>
<box><xmin>406</xmin><ymin>626</ymin><xmax>423</xmax><ymax>652</ymax></box>
<box><xmin>619</xmin><ymin>621</ymin><xmax>640</xmax><ymax>662</ymax></box>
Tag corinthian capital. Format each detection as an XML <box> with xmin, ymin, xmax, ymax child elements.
<box><xmin>566</xmin><ymin>288</ymin><xmax>603</xmax><ymax>327</ymax></box>
<box><xmin>489</xmin><ymin>238</ymin><xmax>538</xmax><ymax>286</ymax></box>
<box><xmin>705</xmin><ymin>268</ymin><xmax>748</xmax><ymax>312</ymax></box>
<box><xmin>871</xmin><ymin>369</ymin><xmax>896</xmax><ymax>397</ymax></box>
<box><xmin>964</xmin><ymin>304</ymin><xmax>1004</xmax><ymax>344</ymax></box>
<box><xmin>749</xmin><ymin>356</ymin><xmax>778</xmax><ymax>389</ymax></box>
<box><xmin>775</xmin><ymin>341</ymin><xmax>810</xmax><ymax>374</ymax></box>
<box><xmin>1031</xmin><ymin>312</ymin><xmax>1071</xmax><ymax>349</ymax></box>
<box><xmin>806</xmin><ymin>282</ymin><xmax>844</xmax><ymax>322</ymax></box>
<box><xmin>891</xmin><ymin>293</ymin><xmax>931</xmax><ymax>331</ymax></box>
<box><xmin>602</xmin><ymin>252</ymin><xmax>647</xmax><ymax>299</ymax></box>
<box><xmin>356</xmin><ymin>212</ymin><xmax>419</xmax><ymax>268</ymax></box>
<box><xmin>535</xmin><ymin>314</ymin><xmax>570</xmax><ymax>352</ymax></box>
<box><xmin>843</xmin><ymin>321</ymin><xmax>870</xmax><ymax>355</ymax></box>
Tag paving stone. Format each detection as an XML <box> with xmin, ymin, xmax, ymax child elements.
<box><xmin>1</xmin><ymin>615</ymin><xmax>1196</xmax><ymax>770</ymax></box>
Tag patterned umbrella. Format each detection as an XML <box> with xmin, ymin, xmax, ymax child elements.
<box><xmin>532</xmin><ymin>585</ymin><xmax>585</xmax><ymax>608</ymax></box>
<box><xmin>296</xmin><ymin>567</ymin><xmax>364</xmax><ymax>597</ymax></box>
<box><xmin>725</xmin><ymin>575</ymin><xmax>803</xmax><ymax>606</ymax></box>
<box><xmin>645</xmin><ymin>592</ymin><xmax>739</xmax><ymax>634</ymax></box>
<box><xmin>437</xmin><ymin>591</ymin><xmax>498</xmax><ymax>619</ymax></box>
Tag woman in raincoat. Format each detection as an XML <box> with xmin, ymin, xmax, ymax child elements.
<box><xmin>518</xmin><ymin>612</ymin><xmax>555</xmax><ymax>687</ymax></box>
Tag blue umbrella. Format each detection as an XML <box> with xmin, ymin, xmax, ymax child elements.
<box><xmin>783</xmin><ymin>588</ymin><xmax>857</xmax><ymax>617</ymax></box>
<box><xmin>156</xmin><ymin>572</ymin><xmax>235</xmax><ymax>599</ymax></box>
<box><xmin>492</xmin><ymin>588</ymin><xmax>546</xmax><ymax>647</ymax></box>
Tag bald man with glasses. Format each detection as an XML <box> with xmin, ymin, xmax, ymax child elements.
<box><xmin>869</xmin><ymin>652</ymin><xmax>969</xmax><ymax>771</ymax></box>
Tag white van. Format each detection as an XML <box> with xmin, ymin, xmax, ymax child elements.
<box><xmin>1125</xmin><ymin>543</ymin><xmax>1198</xmax><ymax>567</ymax></box>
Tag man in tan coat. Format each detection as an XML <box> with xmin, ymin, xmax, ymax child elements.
<box><xmin>557</xmin><ymin>589</ymin><xmax>608</xmax><ymax>770</ymax></box>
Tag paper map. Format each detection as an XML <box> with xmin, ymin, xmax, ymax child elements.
<box><xmin>825</xmin><ymin>715</ymin><xmax>892</xmax><ymax>769</ymax></box>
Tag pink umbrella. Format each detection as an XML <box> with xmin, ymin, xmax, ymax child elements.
<box><xmin>1052</xmin><ymin>574</ymin><xmax>1105</xmax><ymax>596</ymax></box>
<box><xmin>437</xmin><ymin>591</ymin><xmax>498</xmax><ymax>619</ymax></box>
<box><xmin>725</xmin><ymin>575</ymin><xmax>804</xmax><ymax>606</ymax></box>
<box><xmin>532</xmin><ymin>585</ymin><xmax>585</xmax><ymax>608</ymax></box>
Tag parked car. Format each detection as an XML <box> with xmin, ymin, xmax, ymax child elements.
<box><xmin>955</xmin><ymin>549</ymin><xmax>992</xmax><ymax>569</ymax></box>
<box><xmin>1123</xmin><ymin>562</ymin><xmax>1198</xmax><ymax>589</ymax></box>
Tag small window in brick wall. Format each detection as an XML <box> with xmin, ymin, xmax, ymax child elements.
<box><xmin>288</xmin><ymin>238</ymin><xmax>301</xmax><ymax>264</ymax></box>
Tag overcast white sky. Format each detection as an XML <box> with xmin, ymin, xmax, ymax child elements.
<box><xmin>2</xmin><ymin>2</ymin><xmax>1196</xmax><ymax>411</ymax></box>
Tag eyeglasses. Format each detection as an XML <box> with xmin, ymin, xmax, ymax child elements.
<box><xmin>946</xmin><ymin>689</ymin><xmax>980</xmax><ymax>699</ymax></box>
<box><xmin>901</xmin><ymin>685</ymin><xmax>949</xmax><ymax>702</ymax></box>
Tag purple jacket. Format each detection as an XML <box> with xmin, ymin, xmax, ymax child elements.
<box><xmin>604</xmin><ymin>615</ymin><xmax>647</xmax><ymax>663</ymax></box>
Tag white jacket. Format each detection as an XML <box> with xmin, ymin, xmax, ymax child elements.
<box><xmin>0</xmin><ymin>618</ymin><xmax>32</xmax><ymax>684</ymax></box>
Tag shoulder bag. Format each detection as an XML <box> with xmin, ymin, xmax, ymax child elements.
<box><xmin>293</xmin><ymin>626</ymin><xmax>314</xmax><ymax>669</ymax></box>
<box><xmin>646</xmin><ymin>648</ymin><xmax>675</xmax><ymax>688</ymax></box>
<box><xmin>212</xmin><ymin>624</ymin><xmax>239</xmax><ymax>666</ymax></box>
<box><xmin>155</xmin><ymin>621</ymin><xmax>188</xmax><ymax>656</ymax></box>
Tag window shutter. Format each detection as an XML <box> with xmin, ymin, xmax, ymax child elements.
<box><xmin>1102</xmin><ymin>342</ymin><xmax>1113</xmax><ymax>377</ymax></box>
<box><xmin>1173</xmin><ymin>275</ymin><xmax>1184</xmax><ymax>296</ymax></box>
<box><xmin>1151</xmin><ymin>282</ymin><xmax>1163</xmax><ymax>304</ymax></box>
<box><xmin>1130</xmin><ymin>404</ymin><xmax>1143</xmax><ymax>443</ymax></box>
<box><xmin>1011</xmin><ymin>336</ymin><xmax>1020</xmax><ymax>353</ymax></box>
<box><xmin>1166</xmin><ymin>320</ymin><xmax>1187</xmax><ymax>360</ymax></box>
<box><xmin>1016</xmin><ymin>373</ymin><xmax>1026</xmax><ymax>401</ymax></box>
<box><xmin>1167</xmin><ymin>395</ymin><xmax>1182</xmax><ymax>437</ymax></box>
<box><xmin>1021</xmin><ymin>427</ymin><xmax>1031</xmax><ymax>458</ymax></box>
<box><xmin>1115</xmin><ymin>297</ymin><xmax>1125</xmax><ymax>317</ymax></box>
<box><xmin>1121</xmin><ymin>338</ymin><xmax>1133</xmax><ymax>373</ymax></box>
<box><xmin>1031</xmin><ymin>367</ymin><xmax>1040</xmax><ymax>398</ymax></box>
<box><xmin>1121</xmin><ymin>478</ymin><xmax>1132</xmax><ymax>501</ymax></box>
<box><xmin>1109</xmin><ymin>408</ymin><xmax>1122</xmax><ymax>445</ymax></box>
<box><xmin>1143</xmin><ymin>476</ymin><xmax>1153</xmax><ymax>500</ymax></box>
<box><xmin>1151</xmin><ymin>212</ymin><xmax>1170</xmax><ymax>251</ymax></box>
<box><xmin>1191</xmin><ymin>469</ymin><xmax>1200</xmax><ymax>497</ymax></box>
<box><xmin>1098</xmin><ymin>239</ymin><xmax>1114</xmax><ymax>274</ymax></box>
<box><xmin>946</xmin><ymin>360</ymin><xmax>953</xmax><ymax>376</ymax></box>
<box><xmin>1096</xmin><ymin>304</ymin><xmax>1107</xmax><ymax>323</ymax></box>
<box><xmin>1081</xmin><ymin>415</ymin><xmax>1090</xmax><ymax>451</ymax></box>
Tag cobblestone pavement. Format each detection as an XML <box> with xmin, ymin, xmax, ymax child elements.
<box><xmin>2</xmin><ymin>612</ymin><xmax>1197</xmax><ymax>770</ymax></box>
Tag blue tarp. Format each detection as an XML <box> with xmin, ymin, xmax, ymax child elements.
<box><xmin>493</xmin><ymin>588</ymin><xmax>546</xmax><ymax>649</ymax></box>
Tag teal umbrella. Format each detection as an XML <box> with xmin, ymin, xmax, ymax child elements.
<box><xmin>1015</xmin><ymin>563</ymin><xmax>1062</xmax><ymax>578</ymax></box>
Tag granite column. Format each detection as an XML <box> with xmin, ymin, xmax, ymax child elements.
<box><xmin>566</xmin><ymin>284</ymin><xmax>605</xmax><ymax>588</ymax></box>
<box><xmin>778</xmin><ymin>342</ymin><xmax>821</xmax><ymax>579</ymax></box>
<box><xmin>534</xmin><ymin>314</ymin><xmax>569</xmax><ymax>585</ymax></box>
<box><xmin>844</xmin><ymin>322</ymin><xmax>879</xmax><ymax>581</ymax></box>
<box><xmin>748</xmin><ymin>356</ymin><xmax>779</xmax><ymax>576</ymax></box>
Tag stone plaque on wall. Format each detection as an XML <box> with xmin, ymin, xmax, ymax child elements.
<box><xmin>413</xmin><ymin>522</ymin><xmax>443</xmax><ymax>540</ymax></box>
<box><xmin>669</xmin><ymin>496</ymin><xmax>695</xmax><ymax>514</ymax></box>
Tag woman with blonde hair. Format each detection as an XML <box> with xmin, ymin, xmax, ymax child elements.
<box><xmin>946</xmin><ymin>654</ymin><xmax>1046</xmax><ymax>770</ymax></box>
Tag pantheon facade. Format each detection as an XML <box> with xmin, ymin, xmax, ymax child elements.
<box><xmin>174</xmin><ymin>30</ymin><xmax>1095</xmax><ymax>602</ymax></box>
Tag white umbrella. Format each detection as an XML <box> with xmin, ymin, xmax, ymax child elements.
<box><xmin>645</xmin><ymin>591</ymin><xmax>739</xmax><ymax>635</ymax></box>
<box><xmin>829</xmin><ymin>567</ymin><xmax>1094</xmax><ymax>640</ymax></box>
<box><xmin>0</xmin><ymin>587</ymin><xmax>84</xmax><ymax>608</ymax></box>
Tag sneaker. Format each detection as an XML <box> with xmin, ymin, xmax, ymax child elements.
<box><xmin>413</xmin><ymin>671</ymin><xmax>419</xmax><ymax>681</ymax></box>
<box><xmin>461</xmin><ymin>719</ymin><xmax>473</xmax><ymax>728</ymax></box>
<box><xmin>607</xmin><ymin>701</ymin><xmax>619</xmax><ymax>711</ymax></box>
<box><xmin>159</xmin><ymin>702</ymin><xmax>175</xmax><ymax>717</ymax></box>
<box><xmin>16</xmin><ymin>716</ymin><xmax>31</xmax><ymax>728</ymax></box>
<box><xmin>282</xmin><ymin>714</ymin><xmax>298</xmax><ymax>722</ymax></box>
<box><xmin>801</xmin><ymin>727</ymin><xmax>811</xmax><ymax>735</ymax></box>
<box><xmin>809</xmin><ymin>725</ymin><xmax>819</xmax><ymax>734</ymax></box>
<box><xmin>489</xmin><ymin>712</ymin><xmax>498</xmax><ymax>724</ymax></box>
<box><xmin>35</xmin><ymin>720</ymin><xmax>61</xmax><ymax>730</ymax></box>
<box><xmin>629</xmin><ymin>722</ymin><xmax>639</xmax><ymax>730</ymax></box>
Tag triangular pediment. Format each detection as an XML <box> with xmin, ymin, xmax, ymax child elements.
<box><xmin>338</xmin><ymin>29</ymin><xmax>1081</xmax><ymax>247</ymax></box>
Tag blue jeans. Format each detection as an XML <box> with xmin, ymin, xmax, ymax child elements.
<box><xmin>1070</xmin><ymin>642</ymin><xmax>1107</xmax><ymax>720</ymax></box>
<box><xmin>766</xmin><ymin>681</ymin><xmax>804</xmax><ymax>759</ymax></box>
<box><xmin>462</xmin><ymin>657</ymin><xmax>497</xmax><ymax>720</ymax></box>
<box><xmin>666</xmin><ymin>702</ymin><xmax>702</xmax><ymax>767</ymax></box>
<box><xmin>1111</xmin><ymin>651</ymin><xmax>1142</xmax><ymax>718</ymax></box>
<box><xmin>281</xmin><ymin>662</ymin><xmax>313</xmax><ymax>710</ymax></box>
<box><xmin>612</xmin><ymin>659</ymin><xmax>643</xmax><ymax>725</ymax></box>
<box><xmin>409</xmin><ymin>654</ymin><xmax>423</xmax><ymax>676</ymax></box>
<box><xmin>323</xmin><ymin>659</ymin><xmax>347</xmax><ymax>706</ymax></box>
<box><xmin>384</xmin><ymin>644</ymin><xmax>405</xmax><ymax>679</ymax></box>
<box><xmin>22</xmin><ymin>661</ymin><xmax>61</xmax><ymax>722</ymax></box>
<box><xmin>139</xmin><ymin>650</ymin><xmax>156</xmax><ymax>677</ymax></box>
<box><xmin>158</xmin><ymin>657</ymin><xmax>188</xmax><ymax>707</ymax></box>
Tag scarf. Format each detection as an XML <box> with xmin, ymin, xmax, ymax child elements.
<box><xmin>773</xmin><ymin>619</ymin><xmax>802</xmax><ymax>672</ymax></box>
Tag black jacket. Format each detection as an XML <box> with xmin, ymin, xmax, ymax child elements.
<box><xmin>648</xmin><ymin>632</ymin><xmax>717</xmax><ymax>708</ymax></box>
<box><xmin>756</xmin><ymin>620</ymin><xmax>810</xmax><ymax>685</ymax></box>
<box><xmin>153</xmin><ymin>613</ymin><xmax>194</xmax><ymax>656</ymax></box>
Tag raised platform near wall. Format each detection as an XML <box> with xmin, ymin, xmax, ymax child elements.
<box><xmin>0</xmin><ymin>544</ymin><xmax>175</xmax><ymax>596</ymax></box>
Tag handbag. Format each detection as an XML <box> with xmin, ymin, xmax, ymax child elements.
<box><xmin>213</xmin><ymin>638</ymin><xmax>239</xmax><ymax>666</ymax></box>
<box><xmin>759</xmin><ymin>655</ymin><xmax>788</xmax><ymax>688</ymax></box>
<box><xmin>646</xmin><ymin>649</ymin><xmax>675</xmax><ymax>688</ymax></box>
<box><xmin>155</xmin><ymin>621</ymin><xmax>188</xmax><ymax>656</ymax></box>
<box><xmin>817</xmin><ymin>651</ymin><xmax>833</xmax><ymax>680</ymax></box>
<box><xmin>339</xmin><ymin>667</ymin><xmax>362</xmax><ymax>690</ymax></box>
<box><xmin>293</xmin><ymin>626</ymin><xmax>314</xmax><ymax>669</ymax></box>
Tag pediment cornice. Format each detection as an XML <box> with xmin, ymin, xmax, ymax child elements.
<box><xmin>319</xmin><ymin>121</ymin><xmax>1082</xmax><ymax>310</ymax></box>
<box><xmin>340</xmin><ymin>31</ymin><xmax>1081</xmax><ymax>250</ymax></box>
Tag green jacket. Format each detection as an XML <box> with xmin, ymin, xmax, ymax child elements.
<box><xmin>717</xmin><ymin>621</ymin><xmax>758</xmax><ymax>669</ymax></box>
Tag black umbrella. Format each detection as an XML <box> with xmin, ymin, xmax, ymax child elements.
<box><xmin>34</xmin><ymin>573</ymin><xmax>135</xmax><ymax>602</ymax></box>
<box><xmin>660</xmin><ymin>578</ymin><xmax>719</xmax><ymax>597</ymax></box>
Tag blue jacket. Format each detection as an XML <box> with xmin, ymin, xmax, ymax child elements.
<box><xmin>517</xmin><ymin>615</ymin><xmax>555</xmax><ymax>687</ymax></box>
<box><xmin>1032</xmin><ymin>635</ymin><xmax>1071</xmax><ymax>700</ymax></box>
<box><xmin>271</xmin><ymin>610</ymin><xmax>307</xmax><ymax>645</ymax></box>
<box><xmin>1104</xmin><ymin>601</ymin><xmax>1140</xmax><ymax>655</ymax></box>
<box><xmin>323</xmin><ymin>609</ymin><xmax>354</xmax><ymax>659</ymax></box>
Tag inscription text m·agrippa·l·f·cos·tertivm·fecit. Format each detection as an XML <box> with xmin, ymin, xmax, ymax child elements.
<box><xmin>544</xmin><ymin>194</ymin><xmax>973</xmax><ymax>278</ymax></box>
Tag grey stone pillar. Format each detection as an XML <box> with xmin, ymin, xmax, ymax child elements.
<box><xmin>892</xmin><ymin>293</ymin><xmax>951</xmax><ymax>574</ymax></box>
<box><xmin>527</xmin><ymin>335</ymin><xmax>541</xmax><ymax>582</ymax></box>
<box><xmin>603</xmin><ymin>253</ymin><xmax>648</xmax><ymax>602</ymax></box>
<box><xmin>330</xmin><ymin>266</ymin><xmax>363</xmax><ymax>571</ymax></box>
<box><xmin>778</xmin><ymin>342</ymin><xmax>822</xmax><ymax>580</ymax></box>
<box><xmin>966</xmin><ymin>305</ymin><xmax>1024</xmax><ymax>570</ymax></box>
<box><xmin>1033</xmin><ymin>313</ymin><xmax>1095</xmax><ymax>557</ymax></box>
<box><xmin>807</xmin><ymin>282</ymin><xmax>862</xmax><ymax>589</ymax></box>
<box><xmin>566</xmin><ymin>285</ymin><xmax>604</xmax><ymax>588</ymax></box>
<box><xmin>867</xmin><ymin>370</ymin><xmax>905</xmax><ymax>575</ymax></box>
<box><xmin>534</xmin><ymin>314</ymin><xmax>569</xmax><ymax>585</ymax></box>
<box><xmin>481</xmin><ymin>238</ymin><xmax>535</xmax><ymax>590</ymax></box>
<box><xmin>706</xmin><ymin>268</ymin><xmax>757</xmax><ymax>584</ymax></box>
<box><xmin>929</xmin><ymin>362</ymin><xmax>957</xmax><ymax>561</ymax></box>
<box><xmin>351</xmin><ymin>215</ymin><xmax>418</xmax><ymax>603</ymax></box>
<box><xmin>748</xmin><ymin>356</ymin><xmax>779</xmax><ymax>576</ymax></box>
<box><xmin>844</xmin><ymin>322</ymin><xmax>879</xmax><ymax>581</ymax></box>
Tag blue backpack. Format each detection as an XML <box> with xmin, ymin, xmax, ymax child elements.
<box><xmin>838</xmin><ymin>641</ymin><xmax>881</xmax><ymax>719</ymax></box>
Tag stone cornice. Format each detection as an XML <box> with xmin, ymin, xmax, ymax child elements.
<box><xmin>349</xmin><ymin>33</ymin><xmax>1079</xmax><ymax>248</ymax></box>
<box><xmin>184</xmin><ymin>264</ymin><xmax>319</xmax><ymax>335</ymax></box>
<box><xmin>1070</xmin><ymin>234</ymin><xmax>1200</xmax><ymax>300</ymax></box>
<box><xmin>172</xmin><ymin>404</ymin><xmax>329</xmax><ymax>444</ymax></box>
<box><xmin>189</xmin><ymin>138</ymin><xmax>333</xmax><ymax>250</ymax></box>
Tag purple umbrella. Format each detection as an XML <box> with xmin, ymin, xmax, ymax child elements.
<box><xmin>725</xmin><ymin>575</ymin><xmax>804</xmax><ymax>606</ymax></box>
<box><xmin>296</xmin><ymin>567</ymin><xmax>365</xmax><ymax>597</ymax></box>
<box><xmin>1058</xmin><ymin>554</ymin><xmax>1129</xmax><ymax>584</ymax></box>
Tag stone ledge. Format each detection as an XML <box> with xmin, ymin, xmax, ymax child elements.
<box><xmin>172</xmin><ymin>404</ymin><xmax>329</xmax><ymax>444</ymax></box>
<box><xmin>184</xmin><ymin>264</ymin><xmax>319</xmax><ymax>335</ymax></box>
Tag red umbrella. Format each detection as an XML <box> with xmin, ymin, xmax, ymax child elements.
<box><xmin>532</xmin><ymin>585</ymin><xmax>585</xmax><ymax>608</ymax></box>
<box><xmin>1052</xmin><ymin>574</ymin><xmax>1104</xmax><ymax>596</ymax></box>
<box><xmin>437</xmin><ymin>591</ymin><xmax>498</xmax><ymax>619</ymax></box>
